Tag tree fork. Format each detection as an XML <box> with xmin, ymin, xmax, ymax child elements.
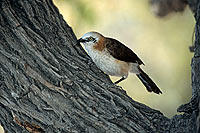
<box><xmin>0</xmin><ymin>0</ymin><xmax>199</xmax><ymax>132</ymax></box>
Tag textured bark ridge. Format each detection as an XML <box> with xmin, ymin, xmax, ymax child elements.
<box><xmin>0</xmin><ymin>0</ymin><xmax>199</xmax><ymax>132</ymax></box>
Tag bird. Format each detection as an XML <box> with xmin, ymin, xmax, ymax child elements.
<box><xmin>77</xmin><ymin>31</ymin><xmax>162</xmax><ymax>94</ymax></box>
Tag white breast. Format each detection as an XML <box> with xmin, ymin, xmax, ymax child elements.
<box><xmin>85</xmin><ymin>46</ymin><xmax>128</xmax><ymax>77</ymax></box>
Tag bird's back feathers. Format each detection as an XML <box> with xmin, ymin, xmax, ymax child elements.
<box><xmin>105</xmin><ymin>38</ymin><xmax>144</xmax><ymax>65</ymax></box>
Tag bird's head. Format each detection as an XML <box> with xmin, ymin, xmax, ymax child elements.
<box><xmin>78</xmin><ymin>31</ymin><xmax>103</xmax><ymax>46</ymax></box>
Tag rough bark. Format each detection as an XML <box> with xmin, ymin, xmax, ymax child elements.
<box><xmin>0</xmin><ymin>0</ymin><xmax>199</xmax><ymax>132</ymax></box>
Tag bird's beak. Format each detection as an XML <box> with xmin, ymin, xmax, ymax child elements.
<box><xmin>77</xmin><ymin>38</ymin><xmax>86</xmax><ymax>43</ymax></box>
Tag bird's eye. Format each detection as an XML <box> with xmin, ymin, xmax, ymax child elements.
<box><xmin>88</xmin><ymin>37</ymin><xmax>93</xmax><ymax>41</ymax></box>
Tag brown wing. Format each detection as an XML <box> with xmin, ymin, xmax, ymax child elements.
<box><xmin>106</xmin><ymin>38</ymin><xmax>144</xmax><ymax>65</ymax></box>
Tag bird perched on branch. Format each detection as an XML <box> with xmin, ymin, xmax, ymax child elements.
<box><xmin>78</xmin><ymin>31</ymin><xmax>162</xmax><ymax>94</ymax></box>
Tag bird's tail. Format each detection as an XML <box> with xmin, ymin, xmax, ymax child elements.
<box><xmin>136</xmin><ymin>68</ymin><xmax>162</xmax><ymax>94</ymax></box>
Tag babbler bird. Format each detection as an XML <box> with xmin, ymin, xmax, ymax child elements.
<box><xmin>78</xmin><ymin>31</ymin><xmax>162</xmax><ymax>94</ymax></box>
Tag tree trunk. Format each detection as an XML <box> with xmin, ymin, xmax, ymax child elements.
<box><xmin>0</xmin><ymin>0</ymin><xmax>199</xmax><ymax>132</ymax></box>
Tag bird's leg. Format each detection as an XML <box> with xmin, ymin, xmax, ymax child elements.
<box><xmin>114</xmin><ymin>76</ymin><xmax>126</xmax><ymax>84</ymax></box>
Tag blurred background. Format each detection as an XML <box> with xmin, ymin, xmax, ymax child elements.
<box><xmin>53</xmin><ymin>0</ymin><xmax>195</xmax><ymax>117</ymax></box>
<box><xmin>0</xmin><ymin>0</ymin><xmax>195</xmax><ymax>132</ymax></box>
